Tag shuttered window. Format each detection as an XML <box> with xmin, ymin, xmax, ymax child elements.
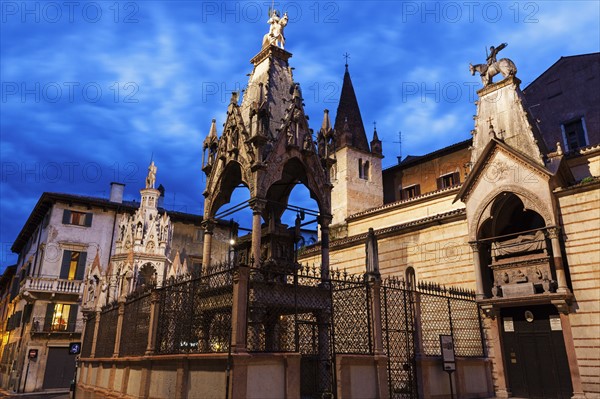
<box><xmin>60</xmin><ymin>250</ymin><xmax>87</xmax><ymax>280</ymax></box>
<box><xmin>400</xmin><ymin>184</ymin><xmax>421</xmax><ymax>200</ymax></box>
<box><xmin>437</xmin><ymin>172</ymin><xmax>461</xmax><ymax>189</ymax></box>
<box><xmin>44</xmin><ymin>303</ymin><xmax>79</xmax><ymax>332</ymax></box>
<box><xmin>62</xmin><ymin>210</ymin><xmax>93</xmax><ymax>227</ymax></box>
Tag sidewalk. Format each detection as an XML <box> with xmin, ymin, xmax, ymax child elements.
<box><xmin>0</xmin><ymin>388</ymin><xmax>69</xmax><ymax>399</ymax></box>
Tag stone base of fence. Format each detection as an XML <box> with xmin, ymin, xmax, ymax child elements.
<box><xmin>77</xmin><ymin>352</ymin><xmax>306</xmax><ymax>399</ymax></box>
<box><xmin>336</xmin><ymin>354</ymin><xmax>389</xmax><ymax>399</ymax></box>
<box><xmin>416</xmin><ymin>356</ymin><xmax>494</xmax><ymax>399</ymax></box>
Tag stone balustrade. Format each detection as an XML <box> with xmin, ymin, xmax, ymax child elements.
<box><xmin>22</xmin><ymin>276</ymin><xmax>84</xmax><ymax>294</ymax></box>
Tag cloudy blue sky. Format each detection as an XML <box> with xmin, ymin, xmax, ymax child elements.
<box><xmin>1</xmin><ymin>1</ymin><xmax>599</xmax><ymax>269</ymax></box>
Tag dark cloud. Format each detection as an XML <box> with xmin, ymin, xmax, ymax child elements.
<box><xmin>1</xmin><ymin>0</ymin><xmax>599</xmax><ymax>270</ymax></box>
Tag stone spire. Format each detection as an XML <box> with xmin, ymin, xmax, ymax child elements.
<box><xmin>370</xmin><ymin>126</ymin><xmax>383</xmax><ymax>157</ymax></box>
<box><xmin>240</xmin><ymin>44</ymin><xmax>295</xmax><ymax>142</ymax></box>
<box><xmin>470</xmin><ymin>76</ymin><xmax>547</xmax><ymax>165</ymax></box>
<box><xmin>334</xmin><ymin>65</ymin><xmax>370</xmax><ymax>152</ymax></box>
<box><xmin>321</xmin><ymin>109</ymin><xmax>332</xmax><ymax>132</ymax></box>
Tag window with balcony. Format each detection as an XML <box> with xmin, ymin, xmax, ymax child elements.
<box><xmin>62</xmin><ymin>210</ymin><xmax>93</xmax><ymax>227</ymax></box>
<box><xmin>60</xmin><ymin>250</ymin><xmax>87</xmax><ymax>280</ymax></box>
<box><xmin>43</xmin><ymin>303</ymin><xmax>78</xmax><ymax>332</ymax></box>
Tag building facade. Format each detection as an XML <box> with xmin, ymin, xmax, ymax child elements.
<box><xmin>0</xmin><ymin>167</ymin><xmax>231</xmax><ymax>394</ymax></box>
<box><xmin>300</xmin><ymin>52</ymin><xmax>600</xmax><ymax>398</ymax></box>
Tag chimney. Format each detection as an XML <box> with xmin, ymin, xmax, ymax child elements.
<box><xmin>109</xmin><ymin>182</ymin><xmax>125</xmax><ymax>203</ymax></box>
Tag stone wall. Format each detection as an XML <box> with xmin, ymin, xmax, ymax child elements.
<box><xmin>557</xmin><ymin>182</ymin><xmax>600</xmax><ymax>395</ymax></box>
<box><xmin>331</xmin><ymin>147</ymin><xmax>383</xmax><ymax>227</ymax></box>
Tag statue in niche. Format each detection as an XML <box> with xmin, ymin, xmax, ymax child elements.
<box><xmin>317</xmin><ymin>132</ymin><xmax>326</xmax><ymax>158</ymax></box>
<box><xmin>303</xmin><ymin>132</ymin><xmax>313</xmax><ymax>151</ymax></box>
<box><xmin>469</xmin><ymin>42</ymin><xmax>517</xmax><ymax>86</ymax></box>
<box><xmin>287</xmin><ymin>126</ymin><xmax>295</xmax><ymax>146</ymax></box>
<box><xmin>262</xmin><ymin>10</ymin><xmax>288</xmax><ymax>49</ymax></box>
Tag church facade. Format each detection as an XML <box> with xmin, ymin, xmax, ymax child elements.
<box><xmin>300</xmin><ymin>52</ymin><xmax>600</xmax><ymax>398</ymax></box>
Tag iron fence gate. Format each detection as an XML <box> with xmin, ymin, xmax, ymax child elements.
<box><xmin>382</xmin><ymin>283</ymin><xmax>418</xmax><ymax>399</ymax></box>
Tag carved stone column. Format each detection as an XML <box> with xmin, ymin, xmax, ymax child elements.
<box><xmin>367</xmin><ymin>274</ymin><xmax>384</xmax><ymax>355</ymax></box>
<box><xmin>249</xmin><ymin>199</ymin><xmax>266</xmax><ymax>266</ymax></box>
<box><xmin>319</xmin><ymin>214</ymin><xmax>332</xmax><ymax>281</ymax></box>
<box><xmin>231</xmin><ymin>265</ymin><xmax>249</xmax><ymax>352</ymax></box>
<box><xmin>113</xmin><ymin>299</ymin><xmax>126</xmax><ymax>357</ymax></box>
<box><xmin>90</xmin><ymin>310</ymin><xmax>101</xmax><ymax>358</ymax></box>
<box><xmin>201</xmin><ymin>219</ymin><xmax>215</xmax><ymax>270</ymax></box>
<box><xmin>145</xmin><ymin>290</ymin><xmax>161</xmax><ymax>355</ymax></box>
<box><xmin>469</xmin><ymin>241</ymin><xmax>485</xmax><ymax>300</ymax></box>
<box><xmin>547</xmin><ymin>227</ymin><xmax>570</xmax><ymax>294</ymax></box>
<box><xmin>317</xmin><ymin>309</ymin><xmax>332</xmax><ymax>394</ymax></box>
<box><xmin>490</xmin><ymin>315</ymin><xmax>511</xmax><ymax>398</ymax></box>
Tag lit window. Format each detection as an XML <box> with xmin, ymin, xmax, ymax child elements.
<box><xmin>60</xmin><ymin>250</ymin><xmax>86</xmax><ymax>280</ymax></box>
<box><xmin>51</xmin><ymin>304</ymin><xmax>70</xmax><ymax>331</ymax></box>
<box><xmin>44</xmin><ymin>303</ymin><xmax>77</xmax><ymax>332</ymax></box>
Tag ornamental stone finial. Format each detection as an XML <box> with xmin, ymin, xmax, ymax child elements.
<box><xmin>262</xmin><ymin>9</ymin><xmax>288</xmax><ymax>49</ymax></box>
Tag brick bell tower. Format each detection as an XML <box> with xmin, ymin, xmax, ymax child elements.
<box><xmin>329</xmin><ymin>63</ymin><xmax>383</xmax><ymax>239</ymax></box>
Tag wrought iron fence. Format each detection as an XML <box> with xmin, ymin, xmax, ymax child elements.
<box><xmin>81</xmin><ymin>313</ymin><xmax>95</xmax><ymax>358</ymax></box>
<box><xmin>120</xmin><ymin>291</ymin><xmax>152</xmax><ymax>357</ymax></box>
<box><xmin>381</xmin><ymin>278</ymin><xmax>417</xmax><ymax>399</ymax></box>
<box><xmin>415</xmin><ymin>281</ymin><xmax>484</xmax><ymax>357</ymax></box>
<box><xmin>331</xmin><ymin>271</ymin><xmax>372</xmax><ymax>355</ymax></box>
<box><xmin>95</xmin><ymin>303</ymin><xmax>119</xmax><ymax>358</ymax></box>
<box><xmin>154</xmin><ymin>262</ymin><xmax>234</xmax><ymax>355</ymax></box>
<box><xmin>78</xmin><ymin>257</ymin><xmax>484</xmax><ymax>399</ymax></box>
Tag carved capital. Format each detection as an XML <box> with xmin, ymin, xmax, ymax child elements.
<box><xmin>480</xmin><ymin>304</ymin><xmax>497</xmax><ymax>319</ymax></box>
<box><xmin>248</xmin><ymin>198</ymin><xmax>267</xmax><ymax>214</ymax></box>
<box><xmin>318</xmin><ymin>214</ymin><xmax>333</xmax><ymax>228</ymax></box>
<box><xmin>551</xmin><ymin>299</ymin><xmax>570</xmax><ymax>315</ymax></box>
<box><xmin>469</xmin><ymin>241</ymin><xmax>480</xmax><ymax>252</ymax></box>
<box><xmin>546</xmin><ymin>226</ymin><xmax>561</xmax><ymax>240</ymax></box>
<box><xmin>150</xmin><ymin>290</ymin><xmax>161</xmax><ymax>303</ymax></box>
<box><xmin>201</xmin><ymin>219</ymin><xmax>216</xmax><ymax>234</ymax></box>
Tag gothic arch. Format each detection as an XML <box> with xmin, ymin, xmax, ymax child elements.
<box><xmin>205</xmin><ymin>161</ymin><xmax>251</xmax><ymax>218</ymax></box>
<box><xmin>470</xmin><ymin>184</ymin><xmax>554</xmax><ymax>241</ymax></box>
<box><xmin>260</xmin><ymin>153</ymin><xmax>330</xmax><ymax>216</ymax></box>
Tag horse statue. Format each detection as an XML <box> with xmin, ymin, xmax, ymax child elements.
<box><xmin>470</xmin><ymin>58</ymin><xmax>517</xmax><ymax>86</ymax></box>
<box><xmin>262</xmin><ymin>11</ymin><xmax>288</xmax><ymax>49</ymax></box>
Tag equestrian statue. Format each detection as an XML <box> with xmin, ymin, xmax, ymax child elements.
<box><xmin>469</xmin><ymin>42</ymin><xmax>517</xmax><ymax>86</ymax></box>
<box><xmin>262</xmin><ymin>10</ymin><xmax>288</xmax><ymax>49</ymax></box>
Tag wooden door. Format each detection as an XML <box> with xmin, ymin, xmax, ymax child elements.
<box><xmin>501</xmin><ymin>305</ymin><xmax>572</xmax><ymax>399</ymax></box>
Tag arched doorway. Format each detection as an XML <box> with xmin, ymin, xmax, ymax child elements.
<box><xmin>477</xmin><ymin>192</ymin><xmax>573</xmax><ymax>398</ymax></box>
<box><xmin>136</xmin><ymin>263</ymin><xmax>156</xmax><ymax>290</ymax></box>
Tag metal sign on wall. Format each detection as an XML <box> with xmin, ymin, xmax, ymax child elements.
<box><xmin>440</xmin><ymin>335</ymin><xmax>456</xmax><ymax>372</ymax></box>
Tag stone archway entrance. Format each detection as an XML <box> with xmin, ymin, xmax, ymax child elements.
<box><xmin>501</xmin><ymin>304</ymin><xmax>572</xmax><ymax>398</ymax></box>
